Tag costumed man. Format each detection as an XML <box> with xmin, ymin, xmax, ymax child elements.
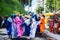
<box><xmin>29</xmin><ymin>14</ymin><xmax>40</xmax><ymax>40</ymax></box>
<box><xmin>5</xmin><ymin>16</ymin><xmax>12</xmax><ymax>38</ymax></box>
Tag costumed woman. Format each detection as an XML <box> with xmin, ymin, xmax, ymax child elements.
<box><xmin>39</xmin><ymin>15</ymin><xmax>45</xmax><ymax>37</ymax></box>
<box><xmin>13</xmin><ymin>12</ymin><xmax>24</xmax><ymax>38</ymax></box>
<box><xmin>49</xmin><ymin>16</ymin><xmax>55</xmax><ymax>33</ymax></box>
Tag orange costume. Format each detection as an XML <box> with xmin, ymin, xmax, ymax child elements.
<box><xmin>40</xmin><ymin>18</ymin><xmax>45</xmax><ymax>33</ymax></box>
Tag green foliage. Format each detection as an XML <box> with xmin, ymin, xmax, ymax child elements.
<box><xmin>46</xmin><ymin>0</ymin><xmax>60</xmax><ymax>12</ymax></box>
<box><xmin>36</xmin><ymin>6</ymin><xmax>44</xmax><ymax>13</ymax></box>
<box><xmin>0</xmin><ymin>0</ymin><xmax>26</xmax><ymax>16</ymax></box>
<box><xmin>46</xmin><ymin>0</ymin><xmax>54</xmax><ymax>12</ymax></box>
<box><xmin>20</xmin><ymin>0</ymin><xmax>32</xmax><ymax>6</ymax></box>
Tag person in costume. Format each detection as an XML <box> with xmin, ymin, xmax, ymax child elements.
<box><xmin>5</xmin><ymin>16</ymin><xmax>12</xmax><ymax>38</ymax></box>
<box><xmin>19</xmin><ymin>15</ymin><xmax>24</xmax><ymax>36</ymax></box>
<box><xmin>21</xmin><ymin>16</ymin><xmax>31</xmax><ymax>36</ymax></box>
<box><xmin>11</xmin><ymin>14</ymin><xmax>17</xmax><ymax>38</ymax></box>
<box><xmin>29</xmin><ymin>14</ymin><xmax>40</xmax><ymax>39</ymax></box>
<box><xmin>49</xmin><ymin>16</ymin><xmax>55</xmax><ymax>33</ymax></box>
<box><xmin>13</xmin><ymin>13</ymin><xmax>24</xmax><ymax>37</ymax></box>
<box><xmin>35</xmin><ymin>15</ymin><xmax>41</xmax><ymax>37</ymax></box>
<box><xmin>53</xmin><ymin>14</ymin><xmax>58</xmax><ymax>33</ymax></box>
<box><xmin>39</xmin><ymin>15</ymin><xmax>45</xmax><ymax>36</ymax></box>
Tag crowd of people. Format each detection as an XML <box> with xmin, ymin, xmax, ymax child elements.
<box><xmin>0</xmin><ymin>12</ymin><xmax>60</xmax><ymax>40</ymax></box>
<box><xmin>0</xmin><ymin>12</ymin><xmax>46</xmax><ymax>40</ymax></box>
<box><xmin>48</xmin><ymin>13</ymin><xmax>60</xmax><ymax>34</ymax></box>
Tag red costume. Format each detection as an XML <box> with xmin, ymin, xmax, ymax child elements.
<box><xmin>49</xmin><ymin>19</ymin><xmax>55</xmax><ymax>33</ymax></box>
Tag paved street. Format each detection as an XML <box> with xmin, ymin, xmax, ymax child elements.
<box><xmin>44</xmin><ymin>30</ymin><xmax>60</xmax><ymax>40</ymax></box>
<box><xmin>0</xmin><ymin>28</ymin><xmax>47</xmax><ymax>40</ymax></box>
<box><xmin>0</xmin><ymin>28</ymin><xmax>58</xmax><ymax>40</ymax></box>
<box><xmin>0</xmin><ymin>28</ymin><xmax>10</xmax><ymax>40</ymax></box>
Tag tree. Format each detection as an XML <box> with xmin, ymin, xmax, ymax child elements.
<box><xmin>0</xmin><ymin>0</ymin><xmax>26</xmax><ymax>16</ymax></box>
<box><xmin>20</xmin><ymin>0</ymin><xmax>32</xmax><ymax>6</ymax></box>
<box><xmin>46</xmin><ymin>0</ymin><xmax>60</xmax><ymax>12</ymax></box>
<box><xmin>46</xmin><ymin>0</ymin><xmax>54</xmax><ymax>12</ymax></box>
<box><xmin>56</xmin><ymin>0</ymin><xmax>60</xmax><ymax>10</ymax></box>
<box><xmin>36</xmin><ymin>6</ymin><xmax>44</xmax><ymax>14</ymax></box>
